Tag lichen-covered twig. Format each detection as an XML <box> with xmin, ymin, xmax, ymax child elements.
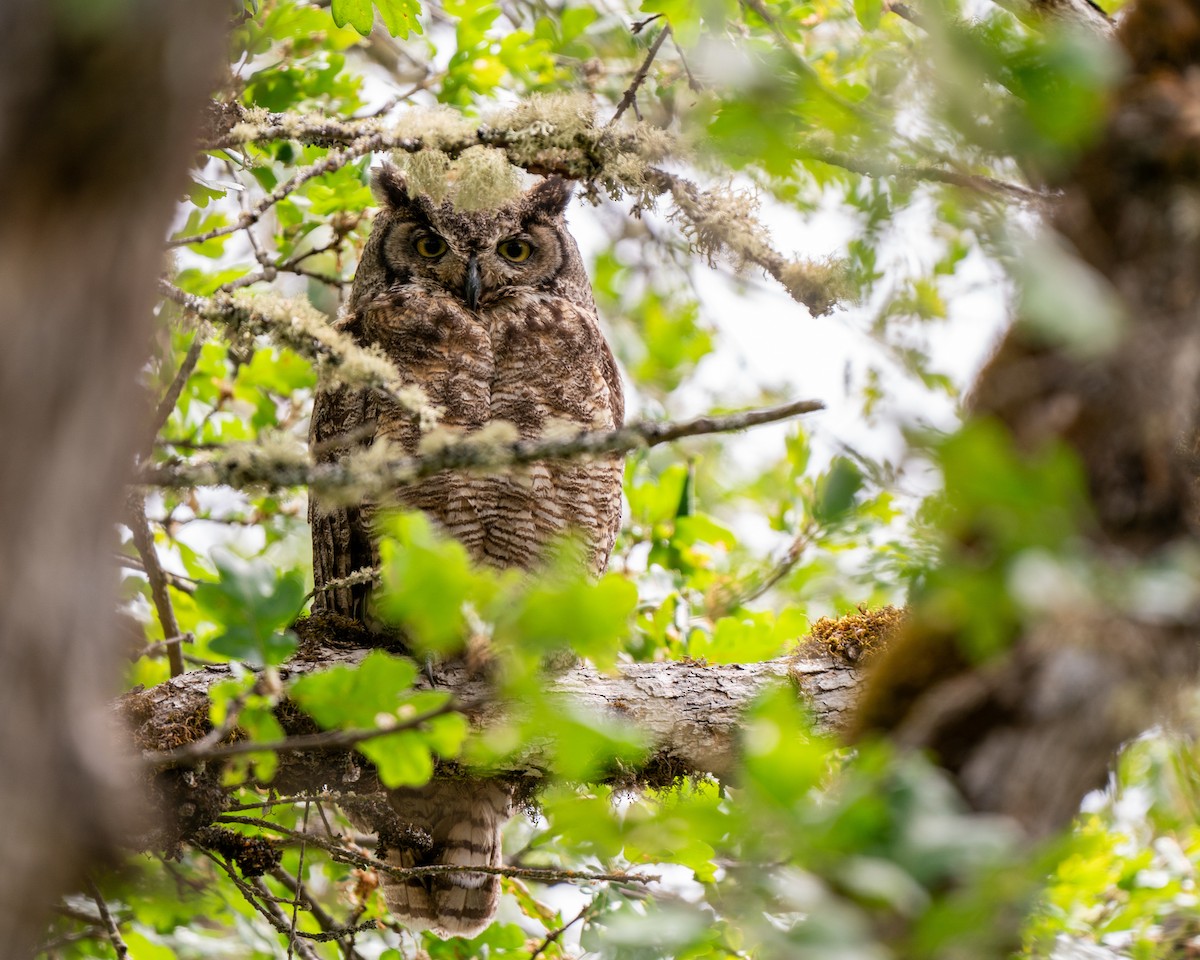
<box><xmin>170</xmin><ymin>134</ymin><xmax>386</xmax><ymax>247</ymax></box>
<box><xmin>187</xmin><ymin>97</ymin><xmax>850</xmax><ymax>311</ymax></box>
<box><xmin>800</xmin><ymin>145</ymin><xmax>1048</xmax><ymax>205</ymax></box>
<box><xmin>137</xmin><ymin>397</ymin><xmax>825</xmax><ymax>494</ymax></box>
<box><xmin>158</xmin><ymin>281</ymin><xmax>436</xmax><ymax>425</ymax></box>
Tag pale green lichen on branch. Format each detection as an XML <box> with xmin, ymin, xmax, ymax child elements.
<box><xmin>202</xmin><ymin>94</ymin><xmax>849</xmax><ymax>315</ymax></box>
<box><xmin>140</xmin><ymin>398</ymin><xmax>825</xmax><ymax>498</ymax></box>
<box><xmin>158</xmin><ymin>281</ymin><xmax>439</xmax><ymax>427</ymax></box>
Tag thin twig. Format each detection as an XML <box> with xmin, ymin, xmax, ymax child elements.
<box><xmin>35</xmin><ymin>927</ymin><xmax>107</xmax><ymax>953</ymax></box>
<box><xmin>528</xmin><ymin>902</ymin><xmax>594</xmax><ymax>960</ymax></box>
<box><xmin>115</xmin><ymin>552</ymin><xmax>198</xmax><ymax>594</ymax></box>
<box><xmin>139</xmin><ymin>397</ymin><xmax>825</xmax><ymax>493</ymax></box>
<box><xmin>718</xmin><ymin>519</ymin><xmax>821</xmax><ymax>614</ymax></box>
<box><xmin>145</xmin><ymin>700</ymin><xmax>458</xmax><ymax>768</ymax></box>
<box><xmin>197</xmin><ymin>847</ymin><xmax>315</xmax><ymax>954</ymax></box>
<box><xmin>608</xmin><ymin>24</ymin><xmax>672</xmax><ymax>129</ymax></box>
<box><xmin>800</xmin><ymin>145</ymin><xmax>1047</xmax><ymax>205</ymax></box>
<box><xmin>125</xmin><ymin>494</ymin><xmax>185</xmax><ymax>677</ymax></box>
<box><xmin>137</xmin><ymin>633</ymin><xmax>196</xmax><ymax>661</ymax></box>
<box><xmin>170</xmin><ymin>134</ymin><xmax>386</xmax><ymax>247</ymax></box>
<box><xmin>85</xmin><ymin>880</ymin><xmax>130</xmax><ymax>960</ymax></box>
<box><xmin>214</xmin><ymin>815</ymin><xmax>660</xmax><ymax>886</ymax></box>
<box><xmin>271</xmin><ymin>866</ymin><xmax>369</xmax><ymax>960</ymax></box>
<box><xmin>141</xmin><ymin>325</ymin><xmax>209</xmax><ymax>461</ymax></box>
<box><xmin>286</xmin><ymin>801</ymin><xmax>311</xmax><ymax>960</ymax></box>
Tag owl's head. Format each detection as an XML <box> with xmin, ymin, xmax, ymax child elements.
<box><xmin>359</xmin><ymin>162</ymin><xmax>588</xmax><ymax>313</ymax></box>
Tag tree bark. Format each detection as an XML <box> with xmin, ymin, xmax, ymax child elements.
<box><xmin>0</xmin><ymin>2</ymin><xmax>226</xmax><ymax>956</ymax></box>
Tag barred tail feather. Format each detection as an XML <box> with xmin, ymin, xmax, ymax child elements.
<box><xmin>381</xmin><ymin>780</ymin><xmax>512</xmax><ymax>938</ymax></box>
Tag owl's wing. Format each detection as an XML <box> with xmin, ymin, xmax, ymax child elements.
<box><xmin>308</xmin><ymin>382</ymin><xmax>378</xmax><ymax>619</ymax></box>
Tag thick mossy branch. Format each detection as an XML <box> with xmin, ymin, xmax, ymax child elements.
<box><xmin>193</xmin><ymin>95</ymin><xmax>846</xmax><ymax>314</ymax></box>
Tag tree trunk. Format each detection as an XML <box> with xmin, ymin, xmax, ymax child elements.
<box><xmin>0</xmin><ymin>2</ymin><xmax>225</xmax><ymax>955</ymax></box>
<box><xmin>854</xmin><ymin>0</ymin><xmax>1200</xmax><ymax>839</ymax></box>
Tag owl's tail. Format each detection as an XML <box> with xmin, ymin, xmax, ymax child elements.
<box><xmin>379</xmin><ymin>779</ymin><xmax>513</xmax><ymax>939</ymax></box>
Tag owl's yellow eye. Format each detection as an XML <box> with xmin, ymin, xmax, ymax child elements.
<box><xmin>414</xmin><ymin>234</ymin><xmax>447</xmax><ymax>258</ymax></box>
<box><xmin>497</xmin><ymin>238</ymin><xmax>533</xmax><ymax>263</ymax></box>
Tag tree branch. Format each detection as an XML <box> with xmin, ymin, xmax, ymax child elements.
<box><xmin>122</xmin><ymin>618</ymin><xmax>864</xmax><ymax>789</ymax></box>
<box><xmin>170</xmin><ymin>134</ymin><xmax>386</xmax><ymax>247</ymax></box>
<box><xmin>137</xmin><ymin>398</ymin><xmax>825</xmax><ymax>493</ymax></box>
<box><xmin>85</xmin><ymin>880</ymin><xmax>130</xmax><ymax>960</ymax></box>
<box><xmin>125</xmin><ymin>494</ymin><xmax>185</xmax><ymax>678</ymax></box>
<box><xmin>607</xmin><ymin>25</ymin><xmax>672</xmax><ymax>128</ymax></box>
<box><xmin>185</xmin><ymin>98</ymin><xmax>850</xmax><ymax>313</ymax></box>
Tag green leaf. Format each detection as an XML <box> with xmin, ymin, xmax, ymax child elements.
<box><xmin>290</xmin><ymin>651</ymin><xmax>463</xmax><ymax>787</ymax></box>
<box><xmin>501</xmin><ymin>565</ymin><xmax>637</xmax><ymax>669</ymax></box>
<box><xmin>376</xmin><ymin>511</ymin><xmax>501</xmax><ymax>654</ymax></box>
<box><xmin>374</xmin><ymin>0</ymin><xmax>422</xmax><ymax>38</ymax></box>
<box><xmin>332</xmin><ymin>0</ymin><xmax>422</xmax><ymax>37</ymax></box>
<box><xmin>854</xmin><ymin>0</ymin><xmax>883</xmax><ymax>30</ymax></box>
<box><xmin>330</xmin><ymin>0</ymin><xmax>373</xmax><ymax>34</ymax></box>
<box><xmin>194</xmin><ymin>554</ymin><xmax>302</xmax><ymax>668</ymax></box>
<box><xmin>814</xmin><ymin>457</ymin><xmax>864</xmax><ymax>523</ymax></box>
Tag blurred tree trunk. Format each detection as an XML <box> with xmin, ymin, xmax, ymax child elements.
<box><xmin>856</xmin><ymin>0</ymin><xmax>1200</xmax><ymax>838</ymax></box>
<box><xmin>0</xmin><ymin>1</ymin><xmax>225</xmax><ymax>955</ymax></box>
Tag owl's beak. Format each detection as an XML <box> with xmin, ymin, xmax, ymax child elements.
<box><xmin>464</xmin><ymin>253</ymin><xmax>481</xmax><ymax>311</ymax></box>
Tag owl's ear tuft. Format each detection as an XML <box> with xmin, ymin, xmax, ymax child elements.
<box><xmin>526</xmin><ymin>176</ymin><xmax>573</xmax><ymax>216</ymax></box>
<box><xmin>371</xmin><ymin>162</ymin><xmax>411</xmax><ymax>209</ymax></box>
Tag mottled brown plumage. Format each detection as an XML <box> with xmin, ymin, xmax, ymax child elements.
<box><xmin>309</xmin><ymin>163</ymin><xmax>624</xmax><ymax>936</ymax></box>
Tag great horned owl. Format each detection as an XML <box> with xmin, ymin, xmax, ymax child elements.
<box><xmin>309</xmin><ymin>162</ymin><xmax>624</xmax><ymax>937</ymax></box>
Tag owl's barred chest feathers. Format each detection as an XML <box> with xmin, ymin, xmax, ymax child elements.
<box><xmin>362</xmin><ymin>284</ymin><xmax>621</xmax><ymax>438</ymax></box>
<box><xmin>355</xmin><ymin>281</ymin><xmax>623</xmax><ymax>576</ymax></box>
<box><xmin>309</xmin><ymin>164</ymin><xmax>624</xmax><ymax>938</ymax></box>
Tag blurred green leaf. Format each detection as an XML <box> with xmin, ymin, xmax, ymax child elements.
<box><xmin>194</xmin><ymin>554</ymin><xmax>302</xmax><ymax>668</ymax></box>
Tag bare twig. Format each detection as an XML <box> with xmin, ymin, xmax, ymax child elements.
<box><xmin>720</xmin><ymin>519</ymin><xmax>821</xmax><ymax>613</ymax></box>
<box><xmin>145</xmin><ymin>699</ymin><xmax>458</xmax><ymax>768</ymax></box>
<box><xmin>35</xmin><ymin>926</ymin><xmax>107</xmax><ymax>953</ymax></box>
<box><xmin>286</xmin><ymin>802</ymin><xmax>311</xmax><ymax>960</ymax></box>
<box><xmin>197</xmin><ymin>847</ymin><xmax>316</xmax><ymax>955</ymax></box>
<box><xmin>137</xmin><ymin>633</ymin><xmax>196</xmax><ymax>661</ymax></box>
<box><xmin>85</xmin><ymin>880</ymin><xmax>130</xmax><ymax>960</ymax></box>
<box><xmin>139</xmin><ymin>397</ymin><xmax>825</xmax><ymax>493</ymax></box>
<box><xmin>270</xmin><ymin>866</ymin><xmax>369</xmax><ymax>960</ymax></box>
<box><xmin>215</xmin><ymin>815</ymin><xmax>659</xmax><ymax>886</ymax></box>
<box><xmin>115</xmin><ymin>552</ymin><xmax>197</xmax><ymax>594</ymax></box>
<box><xmin>125</xmin><ymin>495</ymin><xmax>185</xmax><ymax>677</ymax></box>
<box><xmin>141</xmin><ymin>325</ymin><xmax>209</xmax><ymax>461</ymax></box>
<box><xmin>528</xmin><ymin>902</ymin><xmax>594</xmax><ymax>960</ymax></box>
<box><xmin>608</xmin><ymin>25</ymin><xmax>672</xmax><ymax>129</ymax></box>
<box><xmin>800</xmin><ymin>145</ymin><xmax>1047</xmax><ymax>205</ymax></box>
